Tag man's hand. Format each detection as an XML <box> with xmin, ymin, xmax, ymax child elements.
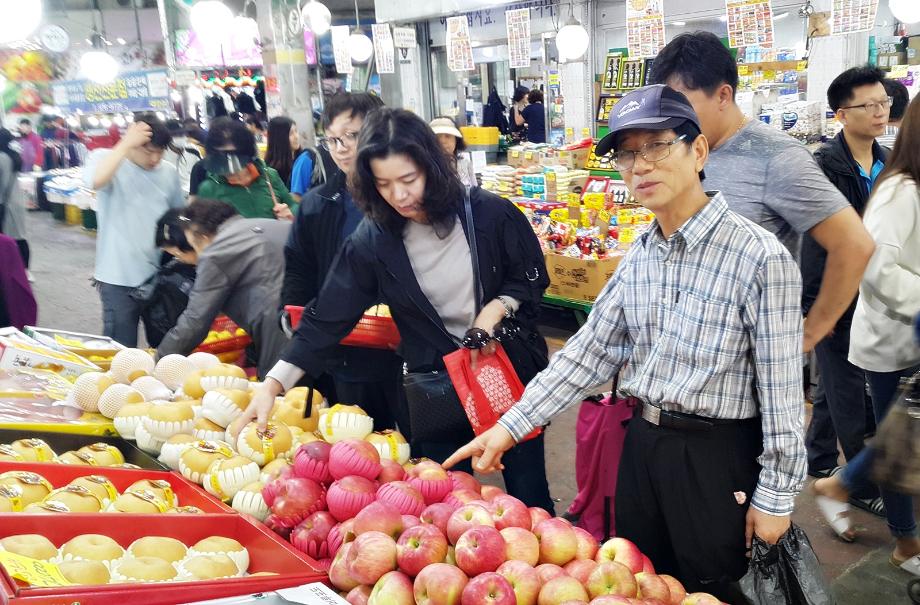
<box><xmin>230</xmin><ymin>378</ymin><xmax>283</xmax><ymax>439</ymax></box>
<box><xmin>803</xmin><ymin>316</ymin><xmax>832</xmax><ymax>354</ymax></box>
<box><xmin>273</xmin><ymin>203</ymin><xmax>294</xmax><ymax>221</ymax></box>
<box><xmin>746</xmin><ymin>508</ymin><xmax>791</xmax><ymax>549</ymax></box>
<box><xmin>443</xmin><ymin>424</ymin><xmax>516</xmax><ymax>473</ymax></box>
<box><xmin>120</xmin><ymin>121</ymin><xmax>153</xmax><ymax>150</ymax></box>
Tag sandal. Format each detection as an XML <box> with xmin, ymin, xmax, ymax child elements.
<box><xmin>815</xmin><ymin>495</ymin><xmax>856</xmax><ymax>542</ymax></box>
<box><xmin>891</xmin><ymin>554</ymin><xmax>920</xmax><ymax>577</ymax></box>
<box><xmin>850</xmin><ymin>496</ymin><xmax>886</xmax><ymax>517</ymax></box>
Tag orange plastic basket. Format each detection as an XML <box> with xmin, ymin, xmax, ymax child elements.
<box><xmin>285</xmin><ymin>306</ymin><xmax>401</xmax><ymax>351</ymax></box>
<box><xmin>194</xmin><ymin>316</ymin><xmax>252</xmax><ymax>354</ymax></box>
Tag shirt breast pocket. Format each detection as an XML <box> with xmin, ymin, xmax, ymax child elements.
<box><xmin>669</xmin><ymin>290</ymin><xmax>745</xmax><ymax>367</ymax></box>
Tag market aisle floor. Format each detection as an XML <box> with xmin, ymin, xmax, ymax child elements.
<box><xmin>26</xmin><ymin>210</ymin><xmax>914</xmax><ymax>603</ymax></box>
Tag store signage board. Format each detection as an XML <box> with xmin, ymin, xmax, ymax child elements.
<box><xmin>830</xmin><ymin>0</ymin><xmax>879</xmax><ymax>35</ymax></box>
<box><xmin>447</xmin><ymin>16</ymin><xmax>475</xmax><ymax>71</ymax></box>
<box><xmin>372</xmin><ymin>24</ymin><xmax>396</xmax><ymax>74</ymax></box>
<box><xmin>626</xmin><ymin>0</ymin><xmax>666</xmax><ymax>58</ymax></box>
<box><xmin>331</xmin><ymin>25</ymin><xmax>354</xmax><ymax>75</ymax></box>
<box><xmin>506</xmin><ymin>8</ymin><xmax>531</xmax><ymax>68</ymax></box>
<box><xmin>51</xmin><ymin>69</ymin><xmax>170</xmax><ymax>114</ymax></box>
<box><xmin>393</xmin><ymin>27</ymin><xmax>417</xmax><ymax>49</ymax></box>
<box><xmin>724</xmin><ymin>0</ymin><xmax>775</xmax><ymax>48</ymax></box>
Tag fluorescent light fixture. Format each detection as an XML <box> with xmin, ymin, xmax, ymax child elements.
<box><xmin>672</xmin><ymin>20</ymin><xmax>686</xmax><ymax>26</ymax></box>
<box><xmin>774</xmin><ymin>12</ymin><xmax>789</xmax><ymax>20</ymax></box>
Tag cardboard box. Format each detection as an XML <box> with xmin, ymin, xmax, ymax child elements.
<box><xmin>545</xmin><ymin>253</ymin><xmax>624</xmax><ymax>302</ymax></box>
<box><xmin>557</xmin><ymin>146</ymin><xmax>591</xmax><ymax>169</ymax></box>
<box><xmin>0</xmin><ymin>328</ymin><xmax>100</xmax><ymax>379</ymax></box>
<box><xmin>908</xmin><ymin>37</ymin><xmax>920</xmax><ymax>65</ymax></box>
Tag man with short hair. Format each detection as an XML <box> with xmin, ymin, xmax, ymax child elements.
<box><xmin>802</xmin><ymin>66</ymin><xmax>891</xmax><ymax>485</ymax></box>
<box><xmin>83</xmin><ymin>115</ymin><xmax>184</xmax><ymax>347</ymax></box>
<box><xmin>17</xmin><ymin>118</ymin><xmax>42</xmax><ymax>172</ymax></box>
<box><xmin>877</xmin><ymin>78</ymin><xmax>909</xmax><ymax>148</ymax></box>
<box><xmin>446</xmin><ymin>85</ymin><xmax>806</xmax><ymax>602</ymax></box>
<box><xmin>648</xmin><ymin>32</ymin><xmax>874</xmax><ymax>355</ymax></box>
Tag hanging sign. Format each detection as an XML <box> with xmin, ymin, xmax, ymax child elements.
<box><xmin>372</xmin><ymin>24</ymin><xmax>396</xmax><ymax>73</ymax></box>
<box><xmin>724</xmin><ymin>0</ymin><xmax>775</xmax><ymax>48</ymax></box>
<box><xmin>506</xmin><ymin>8</ymin><xmax>531</xmax><ymax>69</ymax></box>
<box><xmin>51</xmin><ymin>69</ymin><xmax>170</xmax><ymax>113</ymax></box>
<box><xmin>393</xmin><ymin>26</ymin><xmax>417</xmax><ymax>49</ymax></box>
<box><xmin>830</xmin><ymin>0</ymin><xmax>879</xmax><ymax>35</ymax></box>
<box><xmin>626</xmin><ymin>0</ymin><xmax>666</xmax><ymax>58</ymax></box>
<box><xmin>446</xmin><ymin>16</ymin><xmax>475</xmax><ymax>72</ymax></box>
<box><xmin>331</xmin><ymin>25</ymin><xmax>354</xmax><ymax>75</ymax></box>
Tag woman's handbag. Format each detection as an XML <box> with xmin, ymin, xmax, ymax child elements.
<box><xmin>871</xmin><ymin>369</ymin><xmax>920</xmax><ymax>495</ymax></box>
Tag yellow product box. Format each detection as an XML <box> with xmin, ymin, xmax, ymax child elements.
<box><xmin>0</xmin><ymin>328</ymin><xmax>99</xmax><ymax>379</ymax></box>
<box><xmin>545</xmin><ymin>253</ymin><xmax>625</xmax><ymax>303</ymax></box>
<box><xmin>460</xmin><ymin>126</ymin><xmax>500</xmax><ymax>146</ymax></box>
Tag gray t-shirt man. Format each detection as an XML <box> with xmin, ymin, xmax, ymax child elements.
<box><xmin>705</xmin><ymin>120</ymin><xmax>850</xmax><ymax>258</ymax></box>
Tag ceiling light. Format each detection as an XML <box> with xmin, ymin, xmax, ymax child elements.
<box><xmin>80</xmin><ymin>51</ymin><xmax>119</xmax><ymax>84</ymax></box>
<box><xmin>348</xmin><ymin>30</ymin><xmax>373</xmax><ymax>63</ymax></box>
<box><xmin>301</xmin><ymin>0</ymin><xmax>332</xmax><ymax>35</ymax></box>
<box><xmin>100</xmin><ymin>117</ymin><xmax>112</xmax><ymax>128</ymax></box>
<box><xmin>116</xmin><ymin>37</ymin><xmax>126</xmax><ymax>45</ymax></box>
<box><xmin>719</xmin><ymin>15</ymin><xmax>728</xmax><ymax>22</ymax></box>
<box><xmin>0</xmin><ymin>1</ymin><xmax>41</xmax><ymax>44</ymax></box>
<box><xmin>66</xmin><ymin>116</ymin><xmax>80</xmax><ymax>128</ymax></box>
<box><xmin>87</xmin><ymin>116</ymin><xmax>100</xmax><ymax>127</ymax></box>
<box><xmin>556</xmin><ymin>2</ymin><xmax>589</xmax><ymax>61</ymax></box>
<box><xmin>113</xmin><ymin>115</ymin><xmax>126</xmax><ymax>127</ymax></box>
<box><xmin>890</xmin><ymin>0</ymin><xmax>920</xmax><ymax>24</ymax></box>
<box><xmin>672</xmin><ymin>21</ymin><xmax>686</xmax><ymax>26</ymax></box>
<box><xmin>190</xmin><ymin>1</ymin><xmax>234</xmax><ymax>40</ymax></box>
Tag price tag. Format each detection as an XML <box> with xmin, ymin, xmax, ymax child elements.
<box><xmin>599</xmin><ymin>210</ymin><xmax>611</xmax><ymax>224</ymax></box>
<box><xmin>584</xmin><ymin>197</ymin><xmax>604</xmax><ymax>211</ymax></box>
<box><xmin>764</xmin><ymin>70</ymin><xmax>776</xmax><ymax>81</ymax></box>
<box><xmin>549</xmin><ymin>208</ymin><xmax>569</xmax><ymax>222</ymax></box>
<box><xmin>545</xmin><ymin>172</ymin><xmax>556</xmax><ymax>182</ymax></box>
<box><xmin>524</xmin><ymin>151</ymin><xmax>533</xmax><ymax>160</ymax></box>
<box><xmin>0</xmin><ymin>552</ymin><xmax>72</xmax><ymax>587</ymax></box>
<box><xmin>617</xmin><ymin>209</ymin><xmax>634</xmax><ymax>225</ymax></box>
<box><xmin>796</xmin><ymin>60</ymin><xmax>808</xmax><ymax>71</ymax></box>
<box><xmin>580</xmin><ymin>213</ymin><xmax>593</xmax><ymax>228</ymax></box>
<box><xmin>567</xmin><ymin>194</ymin><xmax>581</xmax><ymax>208</ymax></box>
<box><xmin>890</xmin><ymin>65</ymin><xmax>908</xmax><ymax>78</ymax></box>
<box><xmin>619</xmin><ymin>227</ymin><xmax>636</xmax><ymax>243</ymax></box>
<box><xmin>738</xmin><ymin>65</ymin><xmax>750</xmax><ymax>76</ymax></box>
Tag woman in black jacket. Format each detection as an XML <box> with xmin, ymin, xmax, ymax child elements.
<box><xmin>239</xmin><ymin>108</ymin><xmax>553</xmax><ymax>510</ymax></box>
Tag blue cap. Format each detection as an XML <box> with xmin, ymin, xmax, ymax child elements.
<box><xmin>594</xmin><ymin>85</ymin><xmax>701</xmax><ymax>157</ymax></box>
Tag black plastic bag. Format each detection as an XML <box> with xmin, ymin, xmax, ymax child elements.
<box><xmin>739</xmin><ymin>524</ymin><xmax>836</xmax><ymax>605</ymax></box>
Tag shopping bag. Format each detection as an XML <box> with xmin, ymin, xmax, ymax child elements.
<box><xmin>565</xmin><ymin>395</ymin><xmax>636</xmax><ymax>541</ymax></box>
<box><xmin>871</xmin><ymin>369</ymin><xmax>920</xmax><ymax>495</ymax></box>
<box><xmin>739</xmin><ymin>524</ymin><xmax>835</xmax><ymax>605</ymax></box>
<box><xmin>443</xmin><ymin>345</ymin><xmax>541</xmax><ymax>441</ymax></box>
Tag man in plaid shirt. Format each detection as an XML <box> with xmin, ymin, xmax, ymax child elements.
<box><xmin>446</xmin><ymin>85</ymin><xmax>806</xmax><ymax>601</ymax></box>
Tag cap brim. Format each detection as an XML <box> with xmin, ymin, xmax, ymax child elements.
<box><xmin>432</xmin><ymin>126</ymin><xmax>463</xmax><ymax>139</ymax></box>
<box><xmin>204</xmin><ymin>153</ymin><xmax>254</xmax><ymax>176</ymax></box>
<box><xmin>594</xmin><ymin>116</ymin><xmax>689</xmax><ymax>157</ymax></box>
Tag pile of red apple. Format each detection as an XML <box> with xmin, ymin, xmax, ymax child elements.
<box><xmin>260</xmin><ymin>438</ymin><xmax>724</xmax><ymax>605</ymax></box>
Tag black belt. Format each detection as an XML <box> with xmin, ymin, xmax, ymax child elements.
<box><xmin>638</xmin><ymin>401</ymin><xmax>752</xmax><ymax>432</ymax></box>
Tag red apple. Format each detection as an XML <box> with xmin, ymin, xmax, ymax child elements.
<box><xmin>529</xmin><ymin>507</ymin><xmax>552</xmax><ymax>530</ymax></box>
<box><xmin>587</xmin><ymin>597</ymin><xmax>632</xmax><ymax>604</ymax></box>
<box><xmin>408</xmin><ymin>460</ymin><xmax>453</xmax><ymax>504</ymax></box>
<box><xmin>594</xmin><ymin>538</ymin><xmax>644</xmax><ymax>574</ymax></box>
<box><xmin>330</xmin><ymin>438</ymin><xmax>383</xmax><ymax>480</ymax></box>
<box><xmin>635</xmin><ymin>573</ymin><xmax>671</xmax><ymax>602</ymax></box>
<box><xmin>572</xmin><ymin>527</ymin><xmax>599</xmax><ymax>560</ymax></box>
<box><xmin>454</xmin><ymin>525</ymin><xmax>507</xmax><ymax>576</ymax></box>
<box><xmin>446</xmin><ymin>503</ymin><xmax>495</xmax><ymax>545</ymax></box>
<box><xmin>563</xmin><ymin>559</ymin><xmax>598</xmax><ymax>584</ymax></box>
<box><xmin>290</xmin><ymin>510</ymin><xmax>337</xmax><ymax>559</ymax></box>
<box><xmin>490</xmin><ymin>494</ymin><xmax>532</xmax><ymax>530</ymax></box>
<box><xmin>585</xmin><ymin>561</ymin><xmax>637</xmax><ymax>599</ymax></box>
<box><xmin>397</xmin><ymin>524</ymin><xmax>449</xmax><ymax>577</ymax></box>
<box><xmin>413</xmin><ymin>562</ymin><xmax>469</xmax><ymax>605</ymax></box>
<box><xmin>443</xmin><ymin>489</ymin><xmax>481</xmax><ymax>508</ymax></box>
<box><xmin>329</xmin><ymin>542</ymin><xmax>361</xmax><ymax>591</ymax></box>
<box><xmin>449</xmin><ymin>470</ymin><xmax>481</xmax><ymax>494</ymax></box>
<box><xmin>346</xmin><ymin>531</ymin><xmax>398</xmax><ymax>585</ymax></box>
<box><xmin>370</xmin><ymin>570</ymin><xmax>415</xmax><ymax>605</ymax></box>
<box><xmin>461</xmin><ymin>572</ymin><xmax>516</xmax><ymax>605</ymax></box>
<box><xmin>538</xmin><ymin>576</ymin><xmax>589</xmax><ymax>605</ymax></box>
<box><xmin>294</xmin><ymin>440</ymin><xmax>333</xmax><ymax>484</ymax></box>
<box><xmin>680</xmin><ymin>594</ymin><xmax>721</xmax><ymax>605</ymax></box>
<box><xmin>379</xmin><ymin>458</ymin><xmax>407</xmax><ymax>484</ymax></box>
<box><xmin>500</xmin><ymin>526</ymin><xmax>540</xmax><ymax>566</ymax></box>
<box><xmin>481</xmin><ymin>484</ymin><xmax>504</xmax><ymax>501</ymax></box>
<box><xmin>354</xmin><ymin>501</ymin><xmax>404</xmax><ymax>539</ymax></box>
<box><xmin>377</xmin><ymin>481</ymin><xmax>427</xmax><ymax>517</ymax></box>
<box><xmin>327</xmin><ymin>519</ymin><xmax>357</xmax><ymax>558</ymax></box>
<box><xmin>261</xmin><ymin>476</ymin><xmax>326</xmax><ymax>529</ymax></box>
<box><xmin>497</xmin><ymin>560</ymin><xmax>542</xmax><ymax>605</ymax></box>
<box><xmin>641</xmin><ymin>554</ymin><xmax>655</xmax><ymax>574</ymax></box>
<box><xmin>346</xmin><ymin>585</ymin><xmax>372</xmax><ymax>605</ymax></box>
<box><xmin>326</xmin><ymin>475</ymin><xmax>378</xmax><ymax>521</ymax></box>
<box><xmin>559</xmin><ymin>602</ymin><xmax>588</xmax><ymax>605</ymax></box>
<box><xmin>534</xmin><ymin>518</ymin><xmax>578</xmax><ymax>566</ymax></box>
<box><xmin>402</xmin><ymin>514</ymin><xmax>420</xmax><ymax>529</ymax></box>
<box><xmin>659</xmin><ymin>575</ymin><xmax>686</xmax><ymax>605</ymax></box>
<box><xmin>421</xmin><ymin>502</ymin><xmax>456</xmax><ymax>535</ymax></box>
<box><xmin>535</xmin><ymin>563</ymin><xmax>567</xmax><ymax>584</ymax></box>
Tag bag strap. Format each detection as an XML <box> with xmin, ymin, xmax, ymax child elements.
<box><xmin>462</xmin><ymin>187</ymin><xmax>483</xmax><ymax>315</ymax></box>
<box><xmin>264</xmin><ymin>168</ymin><xmax>279</xmax><ymax>206</ymax></box>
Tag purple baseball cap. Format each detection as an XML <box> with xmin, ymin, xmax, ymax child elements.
<box><xmin>594</xmin><ymin>85</ymin><xmax>701</xmax><ymax>157</ymax></box>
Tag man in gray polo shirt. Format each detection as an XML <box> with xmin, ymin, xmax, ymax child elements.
<box><xmin>649</xmin><ymin>32</ymin><xmax>874</xmax><ymax>355</ymax></box>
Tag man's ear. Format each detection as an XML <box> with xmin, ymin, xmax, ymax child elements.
<box><xmin>717</xmin><ymin>83</ymin><xmax>735</xmax><ymax>110</ymax></box>
<box><xmin>693</xmin><ymin>134</ymin><xmax>709</xmax><ymax>175</ymax></box>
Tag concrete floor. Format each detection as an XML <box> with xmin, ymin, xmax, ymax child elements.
<box><xmin>23</xmin><ymin>210</ymin><xmax>918</xmax><ymax>603</ymax></box>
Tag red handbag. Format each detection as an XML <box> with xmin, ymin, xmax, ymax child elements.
<box><xmin>443</xmin><ymin>345</ymin><xmax>541</xmax><ymax>441</ymax></box>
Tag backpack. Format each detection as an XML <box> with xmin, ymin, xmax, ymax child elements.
<box><xmin>131</xmin><ymin>259</ymin><xmax>196</xmax><ymax>348</ymax></box>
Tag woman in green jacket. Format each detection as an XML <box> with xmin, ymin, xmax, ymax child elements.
<box><xmin>197</xmin><ymin>117</ymin><xmax>297</xmax><ymax>220</ymax></box>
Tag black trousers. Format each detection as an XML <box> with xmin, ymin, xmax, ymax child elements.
<box><xmin>615</xmin><ymin>413</ymin><xmax>762</xmax><ymax>604</ymax></box>
<box><xmin>335</xmin><ymin>374</ymin><xmax>402</xmax><ymax>434</ymax></box>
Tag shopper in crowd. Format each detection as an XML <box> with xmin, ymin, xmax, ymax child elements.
<box><xmin>0</xmin><ymin>129</ymin><xmax>31</xmax><ymax>278</ymax></box>
<box><xmin>196</xmin><ymin>117</ymin><xmax>296</xmax><ymax>220</ymax></box>
<box><xmin>245</xmin><ymin>115</ymin><xmax>265</xmax><ymax>144</ymax></box>
<box><xmin>430</xmin><ymin>116</ymin><xmax>477</xmax><ymax>187</ymax></box>
<box><xmin>183</xmin><ymin>117</ymin><xmax>208</xmax><ymax>147</ymax></box>
<box><xmin>509</xmin><ymin>85</ymin><xmax>529</xmax><ymax>141</ymax></box>
<box><xmin>649</xmin><ymin>33</ymin><xmax>873</xmax><ymax>351</ymax></box>
<box><xmin>446</xmin><ymin>85</ymin><xmax>806</xmax><ymax>601</ymax></box>
<box><xmin>801</xmin><ymin>66</ymin><xmax>891</xmax><ymax>502</ymax></box>
<box><xmin>877</xmin><ymin>78</ymin><xmax>909</xmax><ymax>149</ymax></box>
<box><xmin>156</xmin><ymin>198</ymin><xmax>290</xmax><ymax>377</ymax></box>
<box><xmin>17</xmin><ymin>118</ymin><xmax>43</xmax><ymax>172</ymax></box>
<box><xmin>163</xmin><ymin>119</ymin><xmax>202</xmax><ymax>195</ymax></box>
<box><xmin>279</xmin><ymin>91</ymin><xmax>402</xmax><ymax>432</ymax></box>
<box><xmin>813</xmin><ymin>94</ymin><xmax>920</xmax><ymax>574</ymax></box>
<box><xmin>516</xmin><ymin>89</ymin><xmax>546</xmax><ymax>143</ymax></box>
<box><xmin>239</xmin><ymin>107</ymin><xmax>554</xmax><ymax>511</ymax></box>
<box><xmin>288</xmin><ymin>141</ymin><xmax>330</xmax><ymax>202</ymax></box>
<box><xmin>264</xmin><ymin>116</ymin><xmax>302</xmax><ymax>189</ymax></box>
<box><xmin>142</xmin><ymin>209</ymin><xmax>198</xmax><ymax>348</ymax></box>
<box><xmin>82</xmin><ymin>115</ymin><xmax>184</xmax><ymax>347</ymax></box>
<box><xmin>0</xmin><ymin>233</ymin><xmax>35</xmax><ymax>330</ymax></box>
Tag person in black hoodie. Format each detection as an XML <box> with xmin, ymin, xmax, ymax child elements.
<box><xmin>279</xmin><ymin>92</ymin><xmax>402</xmax><ymax>432</ymax></box>
<box><xmin>803</xmin><ymin>66</ymin><xmax>890</xmax><ymax>503</ymax></box>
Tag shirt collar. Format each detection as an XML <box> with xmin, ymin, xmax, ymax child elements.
<box><xmin>639</xmin><ymin>191</ymin><xmax>728</xmax><ymax>252</ymax></box>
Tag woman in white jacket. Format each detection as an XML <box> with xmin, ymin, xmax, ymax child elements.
<box><xmin>814</xmin><ymin>94</ymin><xmax>920</xmax><ymax>575</ymax></box>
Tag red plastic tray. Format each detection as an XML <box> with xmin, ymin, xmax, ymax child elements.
<box><xmin>194</xmin><ymin>316</ymin><xmax>253</xmax><ymax>355</ymax></box>
<box><xmin>286</xmin><ymin>305</ymin><xmax>402</xmax><ymax>351</ymax></box>
<box><xmin>0</xmin><ymin>462</ymin><xmax>233</xmax><ymax>514</ymax></box>
<box><xmin>0</xmin><ymin>514</ymin><xmax>326</xmax><ymax>604</ymax></box>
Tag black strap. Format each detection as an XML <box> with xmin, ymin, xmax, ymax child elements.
<box><xmin>462</xmin><ymin>187</ymin><xmax>483</xmax><ymax>315</ymax></box>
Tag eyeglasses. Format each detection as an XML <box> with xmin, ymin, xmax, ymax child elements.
<box><xmin>319</xmin><ymin>131</ymin><xmax>359</xmax><ymax>151</ymax></box>
<box><xmin>611</xmin><ymin>135</ymin><xmax>687</xmax><ymax>172</ymax></box>
<box><xmin>840</xmin><ymin>97</ymin><xmax>892</xmax><ymax>114</ymax></box>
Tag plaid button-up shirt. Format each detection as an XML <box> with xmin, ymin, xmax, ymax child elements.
<box><xmin>500</xmin><ymin>192</ymin><xmax>806</xmax><ymax>515</ymax></box>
